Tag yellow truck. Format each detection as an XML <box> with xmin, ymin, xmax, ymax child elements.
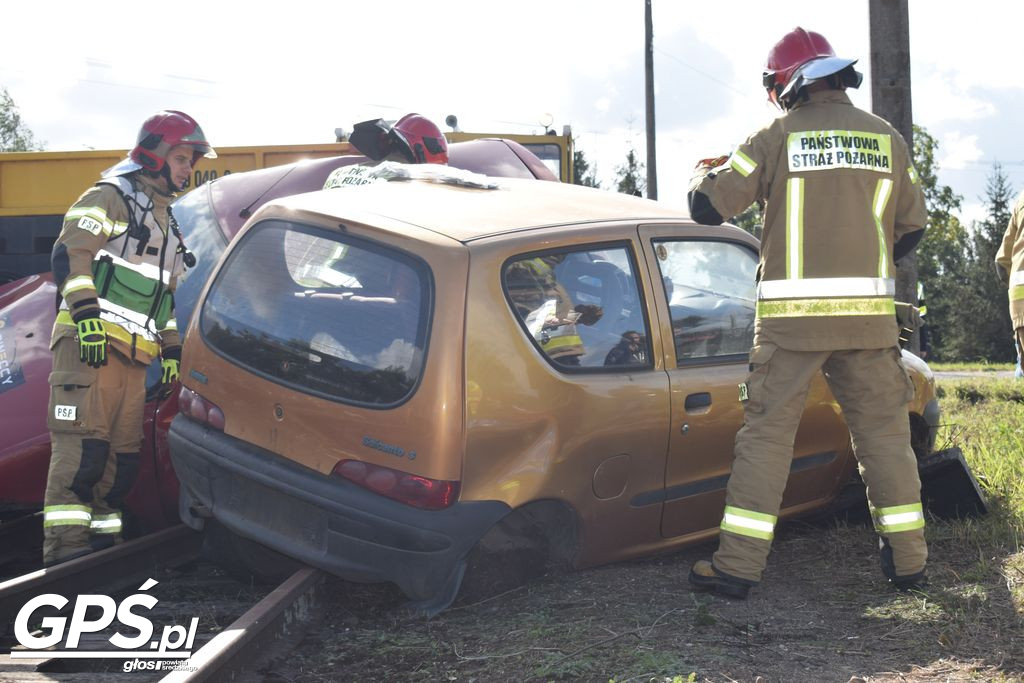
<box><xmin>0</xmin><ymin>131</ymin><xmax>573</xmax><ymax>283</ymax></box>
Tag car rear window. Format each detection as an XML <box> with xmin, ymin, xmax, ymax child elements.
<box><xmin>199</xmin><ymin>220</ymin><xmax>430</xmax><ymax>406</ymax></box>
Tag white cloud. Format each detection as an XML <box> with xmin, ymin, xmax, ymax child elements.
<box><xmin>3</xmin><ymin>0</ymin><xmax>1023</xmax><ymax>209</ymax></box>
<box><xmin>938</xmin><ymin>132</ymin><xmax>983</xmax><ymax>170</ymax></box>
<box><xmin>912</xmin><ymin>71</ymin><xmax>997</xmax><ymax>126</ymax></box>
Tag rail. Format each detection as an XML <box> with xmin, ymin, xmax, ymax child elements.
<box><xmin>0</xmin><ymin>524</ymin><xmax>202</xmax><ymax>631</ymax></box>
<box><xmin>163</xmin><ymin>567</ymin><xmax>325</xmax><ymax>682</ymax></box>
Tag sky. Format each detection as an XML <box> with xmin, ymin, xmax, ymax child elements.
<box><xmin>2</xmin><ymin>1</ymin><xmax>1022</xmax><ymax>226</ymax></box>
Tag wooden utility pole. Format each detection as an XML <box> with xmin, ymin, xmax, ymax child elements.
<box><xmin>644</xmin><ymin>0</ymin><xmax>658</xmax><ymax>199</ymax></box>
<box><xmin>869</xmin><ymin>0</ymin><xmax>917</xmax><ymax>313</ymax></box>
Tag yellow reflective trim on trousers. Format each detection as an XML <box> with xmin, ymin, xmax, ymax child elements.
<box><xmin>757</xmin><ymin>297</ymin><xmax>896</xmax><ymax>318</ymax></box>
<box><xmin>43</xmin><ymin>504</ymin><xmax>92</xmax><ymax>527</ymax></box>
<box><xmin>56</xmin><ymin>310</ymin><xmax>160</xmax><ymax>357</ymax></box>
<box><xmin>872</xmin><ymin>179</ymin><xmax>893</xmax><ymax>277</ymax></box>
<box><xmin>874</xmin><ymin>502</ymin><xmax>925</xmax><ymax>533</ymax></box>
<box><xmin>1011</xmin><ymin>285</ymin><xmax>1024</xmax><ymax>301</ymax></box>
<box><xmin>720</xmin><ymin>505</ymin><xmax>776</xmax><ymax>541</ymax></box>
<box><xmin>91</xmin><ymin>513</ymin><xmax>123</xmax><ymax>534</ymax></box>
<box><xmin>730</xmin><ymin>150</ymin><xmax>757</xmax><ymax>177</ymax></box>
<box><xmin>786</xmin><ymin>178</ymin><xmax>804</xmax><ymax>278</ymax></box>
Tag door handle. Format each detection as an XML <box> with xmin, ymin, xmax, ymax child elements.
<box><xmin>684</xmin><ymin>392</ymin><xmax>712</xmax><ymax>412</ymax></box>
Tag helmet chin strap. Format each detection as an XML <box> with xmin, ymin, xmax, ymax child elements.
<box><xmin>159</xmin><ymin>164</ymin><xmax>183</xmax><ymax>193</ymax></box>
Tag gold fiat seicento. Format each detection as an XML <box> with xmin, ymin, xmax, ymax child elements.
<box><xmin>169</xmin><ymin>168</ymin><xmax>939</xmax><ymax>614</ymax></box>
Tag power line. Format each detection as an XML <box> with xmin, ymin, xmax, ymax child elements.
<box><xmin>654</xmin><ymin>48</ymin><xmax>746</xmax><ymax>97</ymax></box>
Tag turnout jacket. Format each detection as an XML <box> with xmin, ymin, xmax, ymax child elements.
<box><xmin>691</xmin><ymin>89</ymin><xmax>927</xmax><ymax>351</ymax></box>
<box><xmin>995</xmin><ymin>189</ymin><xmax>1024</xmax><ymax>329</ymax></box>
<box><xmin>50</xmin><ymin>173</ymin><xmax>186</xmax><ymax>365</ymax></box>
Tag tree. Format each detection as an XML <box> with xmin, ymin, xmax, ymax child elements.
<box><xmin>572</xmin><ymin>148</ymin><xmax>600</xmax><ymax>188</ymax></box>
<box><xmin>911</xmin><ymin>125</ymin><xmax>968</xmax><ymax>360</ymax></box>
<box><xmin>731</xmin><ymin>203</ymin><xmax>763</xmax><ymax>240</ymax></box>
<box><xmin>0</xmin><ymin>87</ymin><xmax>43</xmax><ymax>152</ymax></box>
<box><xmin>960</xmin><ymin>163</ymin><xmax>1015</xmax><ymax>362</ymax></box>
<box><xmin>614</xmin><ymin>147</ymin><xmax>646</xmax><ymax>197</ymax></box>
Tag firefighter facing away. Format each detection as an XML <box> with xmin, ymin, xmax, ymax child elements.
<box><xmin>686</xmin><ymin>27</ymin><xmax>928</xmax><ymax>598</ymax></box>
<box><xmin>995</xmin><ymin>187</ymin><xmax>1024</xmax><ymax>377</ymax></box>
<box><xmin>42</xmin><ymin>111</ymin><xmax>215</xmax><ymax>565</ymax></box>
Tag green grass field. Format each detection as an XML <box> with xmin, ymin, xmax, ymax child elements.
<box><xmin>927</xmin><ymin>361</ymin><xmax>1016</xmax><ymax>372</ymax></box>
<box><xmin>936</xmin><ymin>378</ymin><xmax>1024</xmax><ymax>520</ymax></box>
<box><xmin>906</xmin><ymin>378</ymin><xmax>1024</xmax><ymax>637</ymax></box>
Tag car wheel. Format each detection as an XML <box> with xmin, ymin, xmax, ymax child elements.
<box><xmin>201</xmin><ymin>519</ymin><xmax>303</xmax><ymax>585</ymax></box>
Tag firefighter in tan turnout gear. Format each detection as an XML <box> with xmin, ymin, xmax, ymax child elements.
<box><xmin>686</xmin><ymin>28</ymin><xmax>928</xmax><ymax>598</ymax></box>
<box><xmin>42</xmin><ymin>111</ymin><xmax>215</xmax><ymax>565</ymax></box>
<box><xmin>995</xmin><ymin>188</ymin><xmax>1024</xmax><ymax>373</ymax></box>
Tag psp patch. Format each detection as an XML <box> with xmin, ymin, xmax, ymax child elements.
<box><xmin>78</xmin><ymin>216</ymin><xmax>104</xmax><ymax>235</ymax></box>
<box><xmin>54</xmin><ymin>405</ymin><xmax>78</xmax><ymax>421</ymax></box>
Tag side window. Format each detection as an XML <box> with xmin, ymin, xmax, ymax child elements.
<box><xmin>504</xmin><ymin>245</ymin><xmax>650</xmax><ymax>370</ymax></box>
<box><xmin>653</xmin><ymin>240</ymin><xmax>757</xmax><ymax>365</ymax></box>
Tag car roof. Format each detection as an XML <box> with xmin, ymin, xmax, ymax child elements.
<box><xmin>263</xmin><ymin>176</ymin><xmax>694</xmax><ymax>243</ymax></box>
<box><xmin>203</xmin><ymin>139</ymin><xmax>557</xmax><ymax>241</ymax></box>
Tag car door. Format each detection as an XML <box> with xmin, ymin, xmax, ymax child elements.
<box><xmin>638</xmin><ymin>225</ymin><xmax>852</xmax><ymax>541</ymax></box>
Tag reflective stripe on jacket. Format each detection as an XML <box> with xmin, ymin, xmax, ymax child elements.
<box><xmin>693</xmin><ymin>90</ymin><xmax>927</xmax><ymax>351</ymax></box>
<box><xmin>51</xmin><ymin>175</ymin><xmax>185</xmax><ymax>365</ymax></box>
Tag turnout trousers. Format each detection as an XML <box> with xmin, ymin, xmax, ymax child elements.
<box><xmin>713</xmin><ymin>343</ymin><xmax>928</xmax><ymax>583</ymax></box>
<box><xmin>42</xmin><ymin>337</ymin><xmax>146</xmax><ymax>565</ymax></box>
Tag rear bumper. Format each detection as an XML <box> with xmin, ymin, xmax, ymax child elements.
<box><xmin>168</xmin><ymin>416</ymin><xmax>509</xmax><ymax>615</ymax></box>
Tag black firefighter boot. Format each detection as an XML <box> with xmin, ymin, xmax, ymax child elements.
<box><xmin>879</xmin><ymin>537</ymin><xmax>928</xmax><ymax>591</ymax></box>
<box><xmin>688</xmin><ymin>560</ymin><xmax>755</xmax><ymax>599</ymax></box>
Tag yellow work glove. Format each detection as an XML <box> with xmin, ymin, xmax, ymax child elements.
<box><xmin>76</xmin><ymin>316</ymin><xmax>108</xmax><ymax>368</ymax></box>
<box><xmin>161</xmin><ymin>347</ymin><xmax>181</xmax><ymax>384</ymax></box>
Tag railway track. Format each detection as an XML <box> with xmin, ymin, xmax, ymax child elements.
<box><xmin>0</xmin><ymin>525</ymin><xmax>326</xmax><ymax>681</ymax></box>
<box><xmin>0</xmin><ymin>512</ymin><xmax>44</xmax><ymax>579</ymax></box>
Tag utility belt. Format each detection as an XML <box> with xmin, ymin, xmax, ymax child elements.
<box><xmin>55</xmin><ymin>309</ymin><xmax>161</xmax><ymax>359</ymax></box>
<box><xmin>92</xmin><ymin>256</ymin><xmax>173</xmax><ymax>330</ymax></box>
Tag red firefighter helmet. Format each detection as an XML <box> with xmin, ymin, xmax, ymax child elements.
<box><xmin>104</xmin><ymin>110</ymin><xmax>216</xmax><ymax>178</ymax></box>
<box><xmin>390</xmin><ymin>113</ymin><xmax>448</xmax><ymax>164</ymax></box>
<box><xmin>762</xmin><ymin>27</ymin><xmax>861</xmax><ymax>109</ymax></box>
<box><xmin>350</xmin><ymin>113</ymin><xmax>448</xmax><ymax>165</ymax></box>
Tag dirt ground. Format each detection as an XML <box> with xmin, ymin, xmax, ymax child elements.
<box><xmin>261</xmin><ymin>515</ymin><xmax>1024</xmax><ymax>683</ymax></box>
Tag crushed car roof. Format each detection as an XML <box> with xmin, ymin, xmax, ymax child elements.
<box><xmin>261</xmin><ymin>174</ymin><xmax>692</xmax><ymax>243</ymax></box>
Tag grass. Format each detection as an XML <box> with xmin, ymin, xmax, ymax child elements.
<box><xmin>937</xmin><ymin>377</ymin><xmax>1024</xmax><ymax>522</ymax></box>
<box><xmin>927</xmin><ymin>361</ymin><xmax>1016</xmax><ymax>372</ymax></box>
<box><xmin>282</xmin><ymin>375</ymin><xmax>1024</xmax><ymax>682</ymax></box>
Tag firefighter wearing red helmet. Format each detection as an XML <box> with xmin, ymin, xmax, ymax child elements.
<box><xmin>42</xmin><ymin>110</ymin><xmax>215</xmax><ymax>565</ymax></box>
<box><xmin>323</xmin><ymin>113</ymin><xmax>449</xmax><ymax>189</ymax></box>
<box><xmin>347</xmin><ymin>113</ymin><xmax>449</xmax><ymax>165</ymax></box>
<box><xmin>686</xmin><ymin>28</ymin><xmax>928</xmax><ymax>598</ymax></box>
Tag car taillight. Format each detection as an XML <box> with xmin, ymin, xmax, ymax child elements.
<box><xmin>332</xmin><ymin>459</ymin><xmax>460</xmax><ymax>510</ymax></box>
<box><xmin>177</xmin><ymin>385</ymin><xmax>225</xmax><ymax>431</ymax></box>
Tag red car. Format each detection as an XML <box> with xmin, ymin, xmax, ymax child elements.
<box><xmin>0</xmin><ymin>140</ymin><xmax>557</xmax><ymax>533</ymax></box>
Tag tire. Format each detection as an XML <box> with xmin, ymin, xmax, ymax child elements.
<box><xmin>201</xmin><ymin>519</ymin><xmax>303</xmax><ymax>585</ymax></box>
